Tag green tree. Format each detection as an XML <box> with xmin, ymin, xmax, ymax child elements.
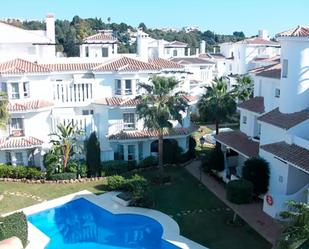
<box><xmin>198</xmin><ymin>78</ymin><xmax>236</xmax><ymax>134</ymax></box>
<box><xmin>86</xmin><ymin>132</ymin><xmax>101</xmax><ymax>177</ymax></box>
<box><xmin>0</xmin><ymin>92</ymin><xmax>9</xmax><ymax>128</ymax></box>
<box><xmin>275</xmin><ymin>199</ymin><xmax>309</xmax><ymax>249</ymax></box>
<box><xmin>49</xmin><ymin>122</ymin><xmax>82</xmax><ymax>169</ymax></box>
<box><xmin>136</xmin><ymin>76</ymin><xmax>188</xmax><ymax>171</ymax></box>
<box><xmin>233</xmin><ymin>75</ymin><xmax>254</xmax><ymax>101</ymax></box>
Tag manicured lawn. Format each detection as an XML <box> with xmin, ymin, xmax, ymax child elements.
<box><xmin>0</xmin><ymin>168</ymin><xmax>271</xmax><ymax>249</ymax></box>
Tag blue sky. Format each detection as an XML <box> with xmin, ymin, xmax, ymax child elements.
<box><xmin>1</xmin><ymin>0</ymin><xmax>308</xmax><ymax>36</ymax></box>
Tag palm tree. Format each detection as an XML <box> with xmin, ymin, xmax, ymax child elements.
<box><xmin>136</xmin><ymin>76</ymin><xmax>188</xmax><ymax>171</ymax></box>
<box><xmin>275</xmin><ymin>199</ymin><xmax>309</xmax><ymax>249</ymax></box>
<box><xmin>198</xmin><ymin>78</ymin><xmax>236</xmax><ymax>135</ymax></box>
<box><xmin>233</xmin><ymin>75</ymin><xmax>254</xmax><ymax>102</ymax></box>
<box><xmin>0</xmin><ymin>92</ymin><xmax>9</xmax><ymax>128</ymax></box>
<box><xmin>49</xmin><ymin>122</ymin><xmax>83</xmax><ymax>169</ymax></box>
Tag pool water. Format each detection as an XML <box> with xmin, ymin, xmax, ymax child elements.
<box><xmin>28</xmin><ymin>198</ymin><xmax>180</xmax><ymax>249</ymax></box>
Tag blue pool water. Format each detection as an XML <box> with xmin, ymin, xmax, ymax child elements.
<box><xmin>28</xmin><ymin>198</ymin><xmax>180</xmax><ymax>249</ymax></box>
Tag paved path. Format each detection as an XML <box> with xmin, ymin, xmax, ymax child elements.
<box><xmin>185</xmin><ymin>160</ymin><xmax>283</xmax><ymax>245</ymax></box>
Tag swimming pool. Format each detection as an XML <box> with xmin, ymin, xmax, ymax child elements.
<box><xmin>28</xmin><ymin>198</ymin><xmax>181</xmax><ymax>249</ymax></box>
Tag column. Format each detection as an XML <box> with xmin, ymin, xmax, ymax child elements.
<box><xmin>22</xmin><ymin>151</ymin><xmax>28</xmax><ymax>166</ymax></box>
<box><xmin>121</xmin><ymin>80</ymin><xmax>125</xmax><ymax>96</ymax></box>
<box><xmin>123</xmin><ymin>144</ymin><xmax>128</xmax><ymax>161</ymax></box>
<box><xmin>11</xmin><ymin>152</ymin><xmax>17</xmax><ymax>166</ymax></box>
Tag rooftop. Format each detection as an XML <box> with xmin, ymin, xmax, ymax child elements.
<box><xmin>148</xmin><ymin>58</ymin><xmax>184</xmax><ymax>69</ymax></box>
<box><xmin>238</xmin><ymin>97</ymin><xmax>265</xmax><ymax>114</ymax></box>
<box><xmin>260</xmin><ymin>142</ymin><xmax>309</xmax><ymax>173</ymax></box>
<box><xmin>0</xmin><ymin>136</ymin><xmax>43</xmax><ymax>150</ymax></box>
<box><xmin>235</xmin><ymin>37</ymin><xmax>279</xmax><ymax>46</ymax></box>
<box><xmin>258</xmin><ymin>108</ymin><xmax>309</xmax><ymax>129</ymax></box>
<box><xmin>252</xmin><ymin>63</ymin><xmax>281</xmax><ymax>79</ymax></box>
<box><xmin>7</xmin><ymin>99</ymin><xmax>54</xmax><ymax>112</ymax></box>
<box><xmin>214</xmin><ymin>131</ymin><xmax>259</xmax><ymax>157</ymax></box>
<box><xmin>83</xmin><ymin>31</ymin><xmax>117</xmax><ymax>42</ymax></box>
<box><xmin>0</xmin><ymin>59</ymin><xmax>50</xmax><ymax>74</ymax></box>
<box><xmin>170</xmin><ymin>57</ymin><xmax>215</xmax><ymax>65</ymax></box>
<box><xmin>277</xmin><ymin>26</ymin><xmax>309</xmax><ymax>38</ymax></box>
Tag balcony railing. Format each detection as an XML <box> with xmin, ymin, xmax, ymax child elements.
<box><xmin>11</xmin><ymin>129</ymin><xmax>24</xmax><ymax>137</ymax></box>
<box><xmin>108</xmin><ymin>120</ymin><xmax>136</xmax><ymax>135</ymax></box>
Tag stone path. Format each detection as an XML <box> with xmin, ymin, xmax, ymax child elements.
<box><xmin>185</xmin><ymin>160</ymin><xmax>283</xmax><ymax>245</ymax></box>
<box><xmin>2</xmin><ymin>191</ymin><xmax>45</xmax><ymax>202</ymax></box>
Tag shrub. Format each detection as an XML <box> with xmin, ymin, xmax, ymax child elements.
<box><xmin>242</xmin><ymin>157</ymin><xmax>270</xmax><ymax>196</ymax></box>
<box><xmin>65</xmin><ymin>161</ymin><xmax>78</xmax><ymax>173</ymax></box>
<box><xmin>0</xmin><ymin>212</ymin><xmax>28</xmax><ymax>247</ymax></box>
<box><xmin>226</xmin><ymin>179</ymin><xmax>253</xmax><ymax>204</ymax></box>
<box><xmin>43</xmin><ymin>150</ymin><xmax>61</xmax><ymax>178</ymax></box>
<box><xmin>127</xmin><ymin>160</ymin><xmax>137</xmax><ymax>171</ymax></box>
<box><xmin>209</xmin><ymin>145</ymin><xmax>225</xmax><ymax>172</ymax></box>
<box><xmin>0</xmin><ymin>164</ymin><xmax>43</xmax><ymax>179</ymax></box>
<box><xmin>50</xmin><ymin>172</ymin><xmax>77</xmax><ymax>181</ymax></box>
<box><xmin>78</xmin><ymin>161</ymin><xmax>88</xmax><ymax>178</ymax></box>
<box><xmin>163</xmin><ymin>139</ymin><xmax>182</xmax><ymax>164</ymax></box>
<box><xmin>86</xmin><ymin>132</ymin><xmax>101</xmax><ymax>177</ymax></box>
<box><xmin>101</xmin><ymin>160</ymin><xmax>128</xmax><ymax>176</ymax></box>
<box><xmin>138</xmin><ymin>156</ymin><xmax>157</xmax><ymax>168</ymax></box>
<box><xmin>107</xmin><ymin>175</ymin><xmax>127</xmax><ymax>191</ymax></box>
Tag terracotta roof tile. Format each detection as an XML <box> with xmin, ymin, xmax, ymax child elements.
<box><xmin>238</xmin><ymin>97</ymin><xmax>265</xmax><ymax>114</ymax></box>
<box><xmin>214</xmin><ymin>131</ymin><xmax>259</xmax><ymax>157</ymax></box>
<box><xmin>235</xmin><ymin>37</ymin><xmax>279</xmax><ymax>46</ymax></box>
<box><xmin>165</xmin><ymin>41</ymin><xmax>188</xmax><ymax>47</ymax></box>
<box><xmin>0</xmin><ymin>59</ymin><xmax>50</xmax><ymax>74</ymax></box>
<box><xmin>277</xmin><ymin>26</ymin><xmax>309</xmax><ymax>37</ymax></box>
<box><xmin>149</xmin><ymin>58</ymin><xmax>184</xmax><ymax>69</ymax></box>
<box><xmin>7</xmin><ymin>99</ymin><xmax>54</xmax><ymax>112</ymax></box>
<box><xmin>94</xmin><ymin>97</ymin><xmax>140</xmax><ymax>106</ymax></box>
<box><xmin>260</xmin><ymin>142</ymin><xmax>309</xmax><ymax>173</ymax></box>
<box><xmin>109</xmin><ymin>125</ymin><xmax>197</xmax><ymax>140</ymax></box>
<box><xmin>84</xmin><ymin>31</ymin><xmax>117</xmax><ymax>42</ymax></box>
<box><xmin>171</xmin><ymin>57</ymin><xmax>215</xmax><ymax>65</ymax></box>
<box><xmin>93</xmin><ymin>57</ymin><xmax>160</xmax><ymax>72</ymax></box>
<box><xmin>0</xmin><ymin>136</ymin><xmax>43</xmax><ymax>149</ymax></box>
<box><xmin>258</xmin><ymin>108</ymin><xmax>309</xmax><ymax>129</ymax></box>
<box><xmin>42</xmin><ymin>63</ymin><xmax>100</xmax><ymax>72</ymax></box>
<box><xmin>254</xmin><ymin>63</ymin><xmax>281</xmax><ymax>79</ymax></box>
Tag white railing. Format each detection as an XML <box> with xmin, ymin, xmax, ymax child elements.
<box><xmin>53</xmin><ymin>83</ymin><xmax>93</xmax><ymax>104</ymax></box>
<box><xmin>108</xmin><ymin>120</ymin><xmax>136</xmax><ymax>135</ymax></box>
<box><xmin>51</xmin><ymin>115</ymin><xmax>95</xmax><ymax>137</ymax></box>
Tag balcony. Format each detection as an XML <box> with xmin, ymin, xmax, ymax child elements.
<box><xmin>11</xmin><ymin>129</ymin><xmax>24</xmax><ymax>137</ymax></box>
<box><xmin>108</xmin><ymin>120</ymin><xmax>136</xmax><ymax>135</ymax></box>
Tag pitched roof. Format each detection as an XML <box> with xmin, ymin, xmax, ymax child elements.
<box><xmin>214</xmin><ymin>131</ymin><xmax>259</xmax><ymax>157</ymax></box>
<box><xmin>84</xmin><ymin>31</ymin><xmax>117</xmax><ymax>42</ymax></box>
<box><xmin>109</xmin><ymin>125</ymin><xmax>197</xmax><ymax>140</ymax></box>
<box><xmin>238</xmin><ymin>97</ymin><xmax>265</xmax><ymax>114</ymax></box>
<box><xmin>0</xmin><ymin>59</ymin><xmax>50</xmax><ymax>74</ymax></box>
<box><xmin>7</xmin><ymin>99</ymin><xmax>54</xmax><ymax>112</ymax></box>
<box><xmin>165</xmin><ymin>41</ymin><xmax>188</xmax><ymax>47</ymax></box>
<box><xmin>94</xmin><ymin>97</ymin><xmax>140</xmax><ymax>106</ymax></box>
<box><xmin>148</xmin><ymin>58</ymin><xmax>184</xmax><ymax>69</ymax></box>
<box><xmin>253</xmin><ymin>63</ymin><xmax>281</xmax><ymax>79</ymax></box>
<box><xmin>198</xmin><ymin>53</ymin><xmax>212</xmax><ymax>59</ymax></box>
<box><xmin>0</xmin><ymin>136</ymin><xmax>43</xmax><ymax>150</ymax></box>
<box><xmin>235</xmin><ymin>37</ymin><xmax>279</xmax><ymax>46</ymax></box>
<box><xmin>170</xmin><ymin>57</ymin><xmax>215</xmax><ymax>65</ymax></box>
<box><xmin>260</xmin><ymin>142</ymin><xmax>309</xmax><ymax>173</ymax></box>
<box><xmin>93</xmin><ymin>57</ymin><xmax>160</xmax><ymax>72</ymax></box>
<box><xmin>258</xmin><ymin>108</ymin><xmax>309</xmax><ymax>129</ymax></box>
<box><xmin>277</xmin><ymin>26</ymin><xmax>309</xmax><ymax>38</ymax></box>
<box><xmin>42</xmin><ymin>62</ymin><xmax>100</xmax><ymax>72</ymax></box>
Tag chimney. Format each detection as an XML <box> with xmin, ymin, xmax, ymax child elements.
<box><xmin>200</xmin><ymin>40</ymin><xmax>206</xmax><ymax>54</ymax></box>
<box><xmin>157</xmin><ymin>39</ymin><xmax>165</xmax><ymax>58</ymax></box>
<box><xmin>45</xmin><ymin>13</ymin><xmax>55</xmax><ymax>43</ymax></box>
<box><xmin>136</xmin><ymin>28</ymin><xmax>149</xmax><ymax>61</ymax></box>
<box><xmin>258</xmin><ymin>30</ymin><xmax>269</xmax><ymax>40</ymax></box>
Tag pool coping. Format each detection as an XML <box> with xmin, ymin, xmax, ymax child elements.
<box><xmin>14</xmin><ymin>190</ymin><xmax>208</xmax><ymax>249</ymax></box>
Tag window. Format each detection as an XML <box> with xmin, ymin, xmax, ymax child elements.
<box><xmin>117</xmin><ymin>144</ymin><xmax>124</xmax><ymax>160</ymax></box>
<box><xmin>242</xmin><ymin>115</ymin><xmax>247</xmax><ymax>124</ymax></box>
<box><xmin>85</xmin><ymin>46</ymin><xmax>89</xmax><ymax>57</ymax></box>
<box><xmin>125</xmin><ymin>80</ymin><xmax>132</xmax><ymax>95</ymax></box>
<box><xmin>282</xmin><ymin>59</ymin><xmax>288</xmax><ymax>78</ymax></box>
<box><xmin>115</xmin><ymin>80</ymin><xmax>121</xmax><ymax>95</ymax></box>
<box><xmin>102</xmin><ymin>47</ymin><xmax>108</xmax><ymax>57</ymax></box>
<box><xmin>275</xmin><ymin>88</ymin><xmax>280</xmax><ymax>98</ymax></box>
<box><xmin>128</xmin><ymin>145</ymin><xmax>135</xmax><ymax>161</ymax></box>
<box><xmin>1</xmin><ymin>82</ymin><xmax>7</xmax><ymax>94</ymax></box>
<box><xmin>123</xmin><ymin>113</ymin><xmax>135</xmax><ymax>130</ymax></box>
<box><xmin>5</xmin><ymin>152</ymin><xmax>11</xmax><ymax>165</ymax></box>
<box><xmin>173</xmin><ymin>50</ymin><xmax>178</xmax><ymax>57</ymax></box>
<box><xmin>10</xmin><ymin>83</ymin><xmax>19</xmax><ymax>99</ymax></box>
<box><xmin>15</xmin><ymin>152</ymin><xmax>23</xmax><ymax>165</ymax></box>
<box><xmin>82</xmin><ymin>110</ymin><xmax>94</xmax><ymax>115</ymax></box>
<box><xmin>138</xmin><ymin>142</ymin><xmax>143</xmax><ymax>160</ymax></box>
<box><xmin>11</xmin><ymin>118</ymin><xmax>23</xmax><ymax>130</ymax></box>
<box><xmin>23</xmin><ymin>82</ymin><xmax>30</xmax><ymax>98</ymax></box>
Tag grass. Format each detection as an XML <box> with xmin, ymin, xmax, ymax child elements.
<box><xmin>0</xmin><ymin>168</ymin><xmax>271</xmax><ymax>249</ymax></box>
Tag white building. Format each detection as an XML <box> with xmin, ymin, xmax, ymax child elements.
<box><xmin>215</xmin><ymin>26</ymin><xmax>309</xmax><ymax>219</ymax></box>
<box><xmin>0</xmin><ymin>17</ymin><xmax>197</xmax><ymax>168</ymax></box>
<box><xmin>219</xmin><ymin>30</ymin><xmax>280</xmax><ymax>75</ymax></box>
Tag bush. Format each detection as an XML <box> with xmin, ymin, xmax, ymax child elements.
<box><xmin>50</xmin><ymin>172</ymin><xmax>77</xmax><ymax>181</ymax></box>
<box><xmin>107</xmin><ymin>175</ymin><xmax>127</xmax><ymax>191</ymax></box>
<box><xmin>226</xmin><ymin>179</ymin><xmax>253</xmax><ymax>204</ymax></box>
<box><xmin>86</xmin><ymin>132</ymin><xmax>101</xmax><ymax>177</ymax></box>
<box><xmin>43</xmin><ymin>150</ymin><xmax>61</xmax><ymax>178</ymax></box>
<box><xmin>163</xmin><ymin>139</ymin><xmax>182</xmax><ymax>164</ymax></box>
<box><xmin>0</xmin><ymin>212</ymin><xmax>28</xmax><ymax>247</ymax></box>
<box><xmin>65</xmin><ymin>161</ymin><xmax>78</xmax><ymax>173</ymax></box>
<box><xmin>78</xmin><ymin>161</ymin><xmax>88</xmax><ymax>178</ymax></box>
<box><xmin>138</xmin><ymin>156</ymin><xmax>157</xmax><ymax>168</ymax></box>
<box><xmin>0</xmin><ymin>164</ymin><xmax>43</xmax><ymax>179</ymax></box>
<box><xmin>101</xmin><ymin>160</ymin><xmax>128</xmax><ymax>176</ymax></box>
<box><xmin>179</xmin><ymin>137</ymin><xmax>197</xmax><ymax>163</ymax></box>
<box><xmin>242</xmin><ymin>157</ymin><xmax>270</xmax><ymax>196</ymax></box>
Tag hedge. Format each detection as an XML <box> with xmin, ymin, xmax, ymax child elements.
<box><xmin>138</xmin><ymin>156</ymin><xmax>157</xmax><ymax>168</ymax></box>
<box><xmin>101</xmin><ymin>160</ymin><xmax>129</xmax><ymax>176</ymax></box>
<box><xmin>49</xmin><ymin>172</ymin><xmax>77</xmax><ymax>181</ymax></box>
<box><xmin>226</xmin><ymin>179</ymin><xmax>253</xmax><ymax>204</ymax></box>
<box><xmin>0</xmin><ymin>212</ymin><xmax>28</xmax><ymax>248</ymax></box>
<box><xmin>0</xmin><ymin>164</ymin><xmax>43</xmax><ymax>180</ymax></box>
